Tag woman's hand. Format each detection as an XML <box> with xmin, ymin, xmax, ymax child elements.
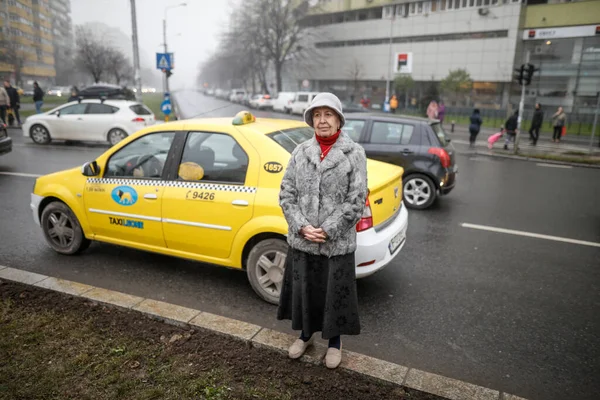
<box><xmin>300</xmin><ymin>225</ymin><xmax>327</xmax><ymax>243</ymax></box>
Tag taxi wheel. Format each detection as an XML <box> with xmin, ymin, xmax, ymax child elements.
<box><xmin>30</xmin><ymin>124</ymin><xmax>51</xmax><ymax>144</ymax></box>
<box><xmin>403</xmin><ymin>173</ymin><xmax>437</xmax><ymax>210</ymax></box>
<box><xmin>247</xmin><ymin>238</ymin><xmax>288</xmax><ymax>305</ymax></box>
<box><xmin>41</xmin><ymin>202</ymin><xmax>90</xmax><ymax>255</ymax></box>
<box><xmin>108</xmin><ymin>128</ymin><xmax>127</xmax><ymax>146</ymax></box>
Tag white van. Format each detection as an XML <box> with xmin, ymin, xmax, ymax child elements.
<box><xmin>271</xmin><ymin>92</ymin><xmax>296</xmax><ymax>113</ymax></box>
<box><xmin>229</xmin><ymin>89</ymin><xmax>247</xmax><ymax>103</ymax></box>
<box><xmin>290</xmin><ymin>92</ymin><xmax>319</xmax><ymax>115</ymax></box>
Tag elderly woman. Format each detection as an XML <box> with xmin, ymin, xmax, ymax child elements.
<box><xmin>277</xmin><ymin>92</ymin><xmax>368</xmax><ymax>369</ymax></box>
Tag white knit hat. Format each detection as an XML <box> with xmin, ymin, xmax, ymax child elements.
<box><xmin>303</xmin><ymin>92</ymin><xmax>345</xmax><ymax>129</ymax></box>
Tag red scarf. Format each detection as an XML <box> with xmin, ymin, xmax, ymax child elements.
<box><xmin>315</xmin><ymin>129</ymin><xmax>341</xmax><ymax>161</ymax></box>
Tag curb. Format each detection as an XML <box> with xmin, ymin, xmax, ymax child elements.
<box><xmin>471</xmin><ymin>150</ymin><xmax>600</xmax><ymax>169</ymax></box>
<box><xmin>0</xmin><ymin>265</ymin><xmax>528</xmax><ymax>400</ymax></box>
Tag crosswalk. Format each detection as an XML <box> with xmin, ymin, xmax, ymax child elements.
<box><xmin>451</xmin><ymin>138</ymin><xmax>595</xmax><ymax>154</ymax></box>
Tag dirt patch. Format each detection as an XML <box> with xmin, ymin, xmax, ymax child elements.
<box><xmin>0</xmin><ymin>280</ymin><xmax>446</xmax><ymax>400</ymax></box>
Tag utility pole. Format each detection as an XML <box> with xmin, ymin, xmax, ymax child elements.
<box><xmin>590</xmin><ymin>92</ymin><xmax>600</xmax><ymax>153</ymax></box>
<box><xmin>384</xmin><ymin>9</ymin><xmax>394</xmax><ymax>109</ymax></box>
<box><xmin>130</xmin><ymin>0</ymin><xmax>142</xmax><ymax>102</ymax></box>
<box><xmin>163</xmin><ymin>18</ymin><xmax>169</xmax><ymax>95</ymax></box>
<box><xmin>514</xmin><ymin>50</ymin><xmax>530</xmax><ymax>155</ymax></box>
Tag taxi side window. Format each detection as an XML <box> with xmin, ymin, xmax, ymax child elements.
<box><xmin>105</xmin><ymin>132</ymin><xmax>174</xmax><ymax>178</ymax></box>
<box><xmin>178</xmin><ymin>132</ymin><xmax>248</xmax><ymax>184</ymax></box>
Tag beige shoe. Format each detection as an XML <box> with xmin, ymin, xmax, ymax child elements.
<box><xmin>325</xmin><ymin>343</ymin><xmax>342</xmax><ymax>369</ymax></box>
<box><xmin>288</xmin><ymin>337</ymin><xmax>313</xmax><ymax>359</ymax></box>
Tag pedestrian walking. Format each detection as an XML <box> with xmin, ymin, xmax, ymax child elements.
<box><xmin>551</xmin><ymin>106</ymin><xmax>566</xmax><ymax>143</ymax></box>
<box><xmin>438</xmin><ymin>101</ymin><xmax>446</xmax><ymax>124</ymax></box>
<box><xmin>0</xmin><ymin>84</ymin><xmax>10</xmax><ymax>126</ymax></box>
<box><xmin>426</xmin><ymin>100</ymin><xmax>438</xmax><ymax>120</ymax></box>
<box><xmin>4</xmin><ymin>80</ymin><xmax>21</xmax><ymax>127</ymax></box>
<box><xmin>503</xmin><ymin>111</ymin><xmax>518</xmax><ymax>150</ymax></box>
<box><xmin>468</xmin><ymin>108</ymin><xmax>482</xmax><ymax>148</ymax></box>
<box><xmin>390</xmin><ymin>95</ymin><xmax>398</xmax><ymax>114</ymax></box>
<box><xmin>33</xmin><ymin>81</ymin><xmax>44</xmax><ymax>114</ymax></box>
<box><xmin>529</xmin><ymin>103</ymin><xmax>543</xmax><ymax>146</ymax></box>
<box><xmin>277</xmin><ymin>92</ymin><xmax>368</xmax><ymax>370</ymax></box>
<box><xmin>67</xmin><ymin>87</ymin><xmax>79</xmax><ymax>102</ymax></box>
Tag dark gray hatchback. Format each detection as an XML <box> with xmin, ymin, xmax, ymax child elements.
<box><xmin>342</xmin><ymin>113</ymin><xmax>457</xmax><ymax>210</ymax></box>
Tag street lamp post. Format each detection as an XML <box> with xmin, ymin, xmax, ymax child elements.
<box><xmin>130</xmin><ymin>0</ymin><xmax>142</xmax><ymax>102</ymax></box>
<box><xmin>163</xmin><ymin>3</ymin><xmax>186</xmax><ymax>95</ymax></box>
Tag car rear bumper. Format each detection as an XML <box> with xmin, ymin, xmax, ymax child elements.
<box><xmin>30</xmin><ymin>193</ymin><xmax>43</xmax><ymax>226</ymax></box>
<box><xmin>0</xmin><ymin>135</ymin><xmax>12</xmax><ymax>155</ymax></box>
<box><xmin>355</xmin><ymin>202</ymin><xmax>408</xmax><ymax>278</ymax></box>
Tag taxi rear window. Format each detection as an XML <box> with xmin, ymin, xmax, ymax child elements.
<box><xmin>268</xmin><ymin>127</ymin><xmax>313</xmax><ymax>153</ymax></box>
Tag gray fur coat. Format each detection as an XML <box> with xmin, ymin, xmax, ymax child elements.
<box><xmin>279</xmin><ymin>131</ymin><xmax>368</xmax><ymax>257</ymax></box>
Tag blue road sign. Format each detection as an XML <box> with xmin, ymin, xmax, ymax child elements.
<box><xmin>156</xmin><ymin>53</ymin><xmax>172</xmax><ymax>70</ymax></box>
<box><xmin>161</xmin><ymin>98</ymin><xmax>172</xmax><ymax>115</ymax></box>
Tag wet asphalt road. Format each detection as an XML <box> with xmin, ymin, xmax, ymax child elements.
<box><xmin>1</xmin><ymin>90</ymin><xmax>599</xmax><ymax>400</ymax></box>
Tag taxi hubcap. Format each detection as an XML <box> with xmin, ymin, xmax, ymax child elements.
<box><xmin>46</xmin><ymin>212</ymin><xmax>74</xmax><ymax>248</ymax></box>
<box><xmin>257</xmin><ymin>250</ymin><xmax>286</xmax><ymax>296</ymax></box>
<box><xmin>404</xmin><ymin>178</ymin><xmax>431</xmax><ymax>206</ymax></box>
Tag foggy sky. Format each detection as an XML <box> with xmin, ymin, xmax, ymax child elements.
<box><xmin>71</xmin><ymin>0</ymin><xmax>233</xmax><ymax>90</ymax></box>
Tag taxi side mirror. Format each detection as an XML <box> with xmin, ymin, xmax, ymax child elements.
<box><xmin>82</xmin><ymin>161</ymin><xmax>100</xmax><ymax>177</ymax></box>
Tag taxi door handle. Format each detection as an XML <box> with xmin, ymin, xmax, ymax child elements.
<box><xmin>232</xmin><ymin>200</ymin><xmax>248</xmax><ymax>206</ymax></box>
<box><xmin>144</xmin><ymin>193</ymin><xmax>158</xmax><ymax>200</ymax></box>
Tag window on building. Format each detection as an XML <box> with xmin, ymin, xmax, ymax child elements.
<box><xmin>431</xmin><ymin>0</ymin><xmax>438</xmax><ymax>11</ymax></box>
<box><xmin>477</xmin><ymin>0</ymin><xmax>483</xmax><ymax>5</ymax></box>
<box><xmin>470</xmin><ymin>0</ymin><xmax>475</xmax><ymax>6</ymax></box>
<box><xmin>484</xmin><ymin>0</ymin><xmax>490</xmax><ymax>5</ymax></box>
<box><xmin>410</xmin><ymin>3</ymin><xmax>416</xmax><ymax>13</ymax></box>
<box><xmin>448</xmin><ymin>0</ymin><xmax>453</xmax><ymax>9</ymax></box>
<box><xmin>441</xmin><ymin>0</ymin><xmax>447</xmax><ymax>10</ymax></box>
<box><xmin>418</xmin><ymin>2</ymin><xmax>423</xmax><ymax>13</ymax></box>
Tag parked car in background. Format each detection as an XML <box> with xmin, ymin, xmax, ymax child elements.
<box><xmin>78</xmin><ymin>84</ymin><xmax>136</xmax><ymax>101</ymax></box>
<box><xmin>23</xmin><ymin>99</ymin><xmax>156</xmax><ymax>146</ymax></box>
<box><xmin>229</xmin><ymin>89</ymin><xmax>247</xmax><ymax>103</ymax></box>
<box><xmin>47</xmin><ymin>86</ymin><xmax>70</xmax><ymax>97</ymax></box>
<box><xmin>249</xmin><ymin>94</ymin><xmax>272</xmax><ymax>110</ymax></box>
<box><xmin>0</xmin><ymin>122</ymin><xmax>12</xmax><ymax>156</ymax></box>
<box><xmin>271</xmin><ymin>92</ymin><xmax>296</xmax><ymax>113</ymax></box>
<box><xmin>289</xmin><ymin>92</ymin><xmax>318</xmax><ymax>115</ymax></box>
<box><xmin>341</xmin><ymin>113</ymin><xmax>457</xmax><ymax>210</ymax></box>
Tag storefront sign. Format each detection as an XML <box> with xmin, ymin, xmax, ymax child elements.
<box><xmin>523</xmin><ymin>25</ymin><xmax>600</xmax><ymax>40</ymax></box>
<box><xmin>394</xmin><ymin>52</ymin><xmax>413</xmax><ymax>74</ymax></box>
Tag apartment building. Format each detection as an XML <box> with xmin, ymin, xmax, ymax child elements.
<box><xmin>0</xmin><ymin>0</ymin><xmax>56</xmax><ymax>86</ymax></box>
<box><xmin>49</xmin><ymin>0</ymin><xmax>73</xmax><ymax>85</ymax></box>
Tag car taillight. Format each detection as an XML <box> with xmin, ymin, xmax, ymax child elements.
<box><xmin>428</xmin><ymin>147</ymin><xmax>451</xmax><ymax>168</ymax></box>
<box><xmin>356</xmin><ymin>195</ymin><xmax>373</xmax><ymax>232</ymax></box>
<box><xmin>132</xmin><ymin>117</ymin><xmax>145</xmax><ymax>122</ymax></box>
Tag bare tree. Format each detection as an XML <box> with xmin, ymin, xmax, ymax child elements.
<box><xmin>394</xmin><ymin>75</ymin><xmax>415</xmax><ymax>109</ymax></box>
<box><xmin>106</xmin><ymin>48</ymin><xmax>132</xmax><ymax>85</ymax></box>
<box><xmin>74</xmin><ymin>26</ymin><xmax>110</xmax><ymax>83</ymax></box>
<box><xmin>249</xmin><ymin>0</ymin><xmax>314</xmax><ymax>92</ymax></box>
<box><xmin>346</xmin><ymin>58</ymin><xmax>364</xmax><ymax>102</ymax></box>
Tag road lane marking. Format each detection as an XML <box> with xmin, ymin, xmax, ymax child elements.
<box><xmin>461</xmin><ymin>223</ymin><xmax>600</xmax><ymax>248</ymax></box>
<box><xmin>536</xmin><ymin>163</ymin><xmax>573</xmax><ymax>169</ymax></box>
<box><xmin>0</xmin><ymin>171</ymin><xmax>41</xmax><ymax>178</ymax></box>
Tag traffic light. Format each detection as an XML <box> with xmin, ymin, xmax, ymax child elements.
<box><xmin>523</xmin><ymin>63</ymin><xmax>536</xmax><ymax>86</ymax></box>
<box><xmin>514</xmin><ymin>64</ymin><xmax>524</xmax><ymax>85</ymax></box>
<box><xmin>162</xmin><ymin>68</ymin><xmax>173</xmax><ymax>78</ymax></box>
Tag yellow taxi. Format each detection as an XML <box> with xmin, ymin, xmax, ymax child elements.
<box><xmin>30</xmin><ymin>111</ymin><xmax>409</xmax><ymax>304</ymax></box>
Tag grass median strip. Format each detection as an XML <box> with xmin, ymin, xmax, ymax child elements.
<box><xmin>0</xmin><ymin>279</ymin><xmax>447</xmax><ymax>400</ymax></box>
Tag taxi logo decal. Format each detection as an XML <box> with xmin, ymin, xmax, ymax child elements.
<box><xmin>109</xmin><ymin>216</ymin><xmax>144</xmax><ymax>229</ymax></box>
<box><xmin>88</xmin><ymin>178</ymin><xmax>256</xmax><ymax>193</ymax></box>
<box><xmin>111</xmin><ymin>186</ymin><xmax>138</xmax><ymax>206</ymax></box>
<box><xmin>263</xmin><ymin>162</ymin><xmax>283</xmax><ymax>173</ymax></box>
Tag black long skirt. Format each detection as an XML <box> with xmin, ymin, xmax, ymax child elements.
<box><xmin>276</xmin><ymin>247</ymin><xmax>360</xmax><ymax>339</ymax></box>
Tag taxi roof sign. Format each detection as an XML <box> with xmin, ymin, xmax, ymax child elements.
<box><xmin>232</xmin><ymin>110</ymin><xmax>256</xmax><ymax>126</ymax></box>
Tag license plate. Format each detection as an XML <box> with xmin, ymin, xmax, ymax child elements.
<box><xmin>388</xmin><ymin>231</ymin><xmax>404</xmax><ymax>254</ymax></box>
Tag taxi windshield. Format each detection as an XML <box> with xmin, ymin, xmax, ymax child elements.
<box><xmin>267</xmin><ymin>127</ymin><xmax>314</xmax><ymax>153</ymax></box>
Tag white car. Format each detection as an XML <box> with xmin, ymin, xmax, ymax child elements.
<box><xmin>229</xmin><ymin>89</ymin><xmax>246</xmax><ymax>103</ymax></box>
<box><xmin>249</xmin><ymin>94</ymin><xmax>273</xmax><ymax>110</ymax></box>
<box><xmin>290</xmin><ymin>92</ymin><xmax>319</xmax><ymax>115</ymax></box>
<box><xmin>23</xmin><ymin>99</ymin><xmax>156</xmax><ymax>146</ymax></box>
<box><xmin>271</xmin><ymin>92</ymin><xmax>296</xmax><ymax>113</ymax></box>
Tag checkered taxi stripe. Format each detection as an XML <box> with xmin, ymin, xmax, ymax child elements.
<box><xmin>87</xmin><ymin>178</ymin><xmax>257</xmax><ymax>193</ymax></box>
